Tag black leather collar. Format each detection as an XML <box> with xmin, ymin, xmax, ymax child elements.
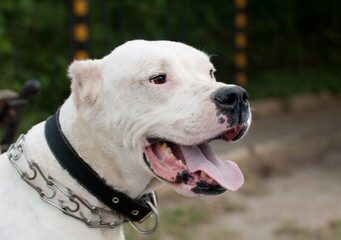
<box><xmin>44</xmin><ymin>110</ymin><xmax>156</xmax><ymax>222</ymax></box>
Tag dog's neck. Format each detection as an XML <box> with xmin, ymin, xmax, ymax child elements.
<box><xmin>58</xmin><ymin>97</ymin><xmax>160</xmax><ymax>199</ymax></box>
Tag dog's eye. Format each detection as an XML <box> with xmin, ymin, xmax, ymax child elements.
<box><xmin>209</xmin><ymin>69</ymin><xmax>215</xmax><ymax>78</ymax></box>
<box><xmin>149</xmin><ymin>74</ymin><xmax>167</xmax><ymax>84</ymax></box>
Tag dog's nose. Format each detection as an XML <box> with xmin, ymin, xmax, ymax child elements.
<box><xmin>212</xmin><ymin>86</ymin><xmax>248</xmax><ymax>109</ymax></box>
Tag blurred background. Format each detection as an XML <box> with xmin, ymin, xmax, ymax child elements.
<box><xmin>0</xmin><ymin>0</ymin><xmax>340</xmax><ymax>239</ymax></box>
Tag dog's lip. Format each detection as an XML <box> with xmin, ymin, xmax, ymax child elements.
<box><xmin>213</xmin><ymin>124</ymin><xmax>248</xmax><ymax>142</ymax></box>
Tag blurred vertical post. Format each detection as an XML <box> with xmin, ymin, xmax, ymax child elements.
<box><xmin>72</xmin><ymin>0</ymin><xmax>90</xmax><ymax>60</ymax></box>
<box><xmin>233</xmin><ymin>0</ymin><xmax>248</xmax><ymax>87</ymax></box>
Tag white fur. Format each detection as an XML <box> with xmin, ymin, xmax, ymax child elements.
<box><xmin>0</xmin><ymin>40</ymin><xmax>244</xmax><ymax>240</ymax></box>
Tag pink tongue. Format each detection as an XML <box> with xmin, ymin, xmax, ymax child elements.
<box><xmin>179</xmin><ymin>144</ymin><xmax>244</xmax><ymax>191</ymax></box>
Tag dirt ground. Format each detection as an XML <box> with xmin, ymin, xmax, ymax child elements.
<box><xmin>194</xmin><ymin>150</ymin><xmax>341</xmax><ymax>240</ymax></box>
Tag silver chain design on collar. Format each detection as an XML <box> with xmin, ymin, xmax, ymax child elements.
<box><xmin>7</xmin><ymin>134</ymin><xmax>125</xmax><ymax>228</ymax></box>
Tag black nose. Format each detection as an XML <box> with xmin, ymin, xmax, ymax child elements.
<box><xmin>212</xmin><ymin>86</ymin><xmax>248</xmax><ymax>109</ymax></box>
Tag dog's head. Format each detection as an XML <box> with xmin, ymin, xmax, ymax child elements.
<box><xmin>68</xmin><ymin>40</ymin><xmax>251</xmax><ymax>197</ymax></box>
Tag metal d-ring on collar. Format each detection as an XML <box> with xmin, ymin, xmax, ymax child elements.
<box><xmin>128</xmin><ymin>199</ymin><xmax>159</xmax><ymax>235</ymax></box>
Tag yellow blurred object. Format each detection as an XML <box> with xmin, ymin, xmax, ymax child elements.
<box><xmin>235</xmin><ymin>73</ymin><xmax>248</xmax><ymax>86</ymax></box>
<box><xmin>73</xmin><ymin>24</ymin><xmax>89</xmax><ymax>42</ymax></box>
<box><xmin>73</xmin><ymin>0</ymin><xmax>88</xmax><ymax>16</ymax></box>
<box><xmin>235</xmin><ymin>0</ymin><xmax>247</xmax><ymax>9</ymax></box>
<box><xmin>234</xmin><ymin>52</ymin><xmax>248</xmax><ymax>69</ymax></box>
<box><xmin>235</xmin><ymin>13</ymin><xmax>248</xmax><ymax>28</ymax></box>
<box><xmin>235</xmin><ymin>32</ymin><xmax>248</xmax><ymax>48</ymax></box>
<box><xmin>74</xmin><ymin>50</ymin><xmax>89</xmax><ymax>60</ymax></box>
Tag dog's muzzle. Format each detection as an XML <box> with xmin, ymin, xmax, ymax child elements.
<box><xmin>143</xmin><ymin>85</ymin><xmax>251</xmax><ymax>196</ymax></box>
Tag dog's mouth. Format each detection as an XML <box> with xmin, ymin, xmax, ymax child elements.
<box><xmin>143</xmin><ymin>125</ymin><xmax>247</xmax><ymax>195</ymax></box>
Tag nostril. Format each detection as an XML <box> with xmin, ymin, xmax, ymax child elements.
<box><xmin>242</xmin><ymin>92</ymin><xmax>248</xmax><ymax>103</ymax></box>
<box><xmin>215</xmin><ymin>93</ymin><xmax>237</xmax><ymax>106</ymax></box>
<box><xmin>225</xmin><ymin>93</ymin><xmax>238</xmax><ymax>106</ymax></box>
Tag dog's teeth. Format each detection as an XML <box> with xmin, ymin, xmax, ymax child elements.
<box><xmin>200</xmin><ymin>171</ymin><xmax>208</xmax><ymax>178</ymax></box>
<box><xmin>169</xmin><ymin>153</ymin><xmax>176</xmax><ymax>161</ymax></box>
<box><xmin>200</xmin><ymin>172</ymin><xmax>215</xmax><ymax>184</ymax></box>
<box><xmin>161</xmin><ymin>143</ymin><xmax>168</xmax><ymax>150</ymax></box>
<box><xmin>234</xmin><ymin>127</ymin><xmax>238</xmax><ymax>133</ymax></box>
<box><xmin>166</xmin><ymin>147</ymin><xmax>172</xmax><ymax>155</ymax></box>
<box><xmin>207</xmin><ymin>178</ymin><xmax>215</xmax><ymax>184</ymax></box>
<box><xmin>176</xmin><ymin>160</ymin><xmax>184</xmax><ymax>167</ymax></box>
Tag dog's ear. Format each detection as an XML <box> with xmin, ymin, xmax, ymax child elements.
<box><xmin>68</xmin><ymin>59</ymin><xmax>102</xmax><ymax>107</ymax></box>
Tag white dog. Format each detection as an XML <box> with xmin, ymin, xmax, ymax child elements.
<box><xmin>0</xmin><ymin>40</ymin><xmax>251</xmax><ymax>240</ymax></box>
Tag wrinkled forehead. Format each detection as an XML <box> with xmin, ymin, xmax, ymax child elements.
<box><xmin>103</xmin><ymin>40</ymin><xmax>213</xmax><ymax>73</ymax></box>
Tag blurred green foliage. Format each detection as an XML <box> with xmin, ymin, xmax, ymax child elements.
<box><xmin>0</xmin><ymin>0</ymin><xmax>340</xmax><ymax>111</ymax></box>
